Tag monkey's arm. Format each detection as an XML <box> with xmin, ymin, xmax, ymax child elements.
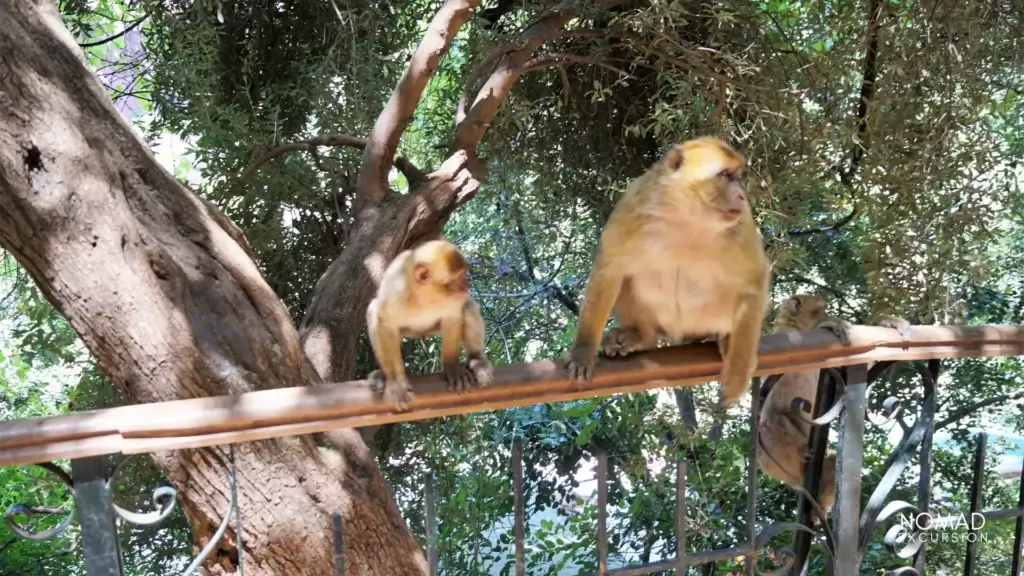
<box><xmin>719</xmin><ymin>288</ymin><xmax>768</xmax><ymax>406</ymax></box>
<box><xmin>568</xmin><ymin>250</ymin><xmax>624</xmax><ymax>383</ymax></box>
<box><xmin>814</xmin><ymin>316</ymin><xmax>853</xmax><ymax>346</ymax></box>
<box><xmin>366</xmin><ymin>300</ymin><xmax>413</xmax><ymax>410</ymax></box>
<box><xmin>440</xmin><ymin>313</ymin><xmax>475</xmax><ymax>392</ymax></box>
<box><xmin>462</xmin><ymin>300</ymin><xmax>494</xmax><ymax>386</ymax></box>
<box><xmin>872</xmin><ymin>313</ymin><xmax>912</xmax><ymax>339</ymax></box>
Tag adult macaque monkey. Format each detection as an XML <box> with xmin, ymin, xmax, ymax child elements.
<box><xmin>566</xmin><ymin>137</ymin><xmax>770</xmax><ymax>407</ymax></box>
<box><xmin>757</xmin><ymin>294</ymin><xmax>911</xmax><ymax>515</ymax></box>
<box><xmin>366</xmin><ymin>239</ymin><xmax>494</xmax><ymax>412</ymax></box>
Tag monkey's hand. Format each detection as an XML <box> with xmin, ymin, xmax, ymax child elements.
<box><xmin>601</xmin><ymin>326</ymin><xmax>655</xmax><ymax>357</ymax></box>
<box><xmin>444</xmin><ymin>362</ymin><xmax>476</xmax><ymax>393</ymax></box>
<box><xmin>815</xmin><ymin>318</ymin><xmax>853</xmax><ymax>346</ymax></box>
<box><xmin>566</xmin><ymin>346</ymin><xmax>595</xmax><ymax>387</ymax></box>
<box><xmin>873</xmin><ymin>314</ymin><xmax>912</xmax><ymax>340</ymax></box>
<box><xmin>378</xmin><ymin>375</ymin><xmax>414</xmax><ymax>412</ymax></box>
<box><xmin>468</xmin><ymin>356</ymin><xmax>494</xmax><ymax>387</ymax></box>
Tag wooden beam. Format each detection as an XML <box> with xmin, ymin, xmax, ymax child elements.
<box><xmin>0</xmin><ymin>324</ymin><xmax>1021</xmax><ymax>467</ymax></box>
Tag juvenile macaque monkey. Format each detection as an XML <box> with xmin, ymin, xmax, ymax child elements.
<box><xmin>757</xmin><ymin>294</ymin><xmax>911</xmax><ymax>515</ymax></box>
<box><xmin>566</xmin><ymin>137</ymin><xmax>770</xmax><ymax>407</ymax></box>
<box><xmin>365</xmin><ymin>239</ymin><xmax>494</xmax><ymax>412</ymax></box>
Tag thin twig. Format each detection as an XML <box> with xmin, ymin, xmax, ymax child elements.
<box><xmin>234</xmin><ymin>135</ymin><xmax>425</xmax><ymax>189</ymax></box>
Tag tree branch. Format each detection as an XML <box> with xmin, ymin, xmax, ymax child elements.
<box><xmin>936</xmin><ymin>388</ymin><xmax>1024</xmax><ymax>430</ymax></box>
<box><xmin>521</xmin><ymin>52</ymin><xmax>630</xmax><ymax>77</ymax></box>
<box><xmin>787</xmin><ymin>0</ymin><xmax>883</xmax><ymax>238</ymax></box>
<box><xmin>77</xmin><ymin>14</ymin><xmax>147</xmax><ymax>49</ymax></box>
<box><xmin>451</xmin><ymin>0</ymin><xmax>628</xmax><ymax>160</ymax></box>
<box><xmin>356</xmin><ymin>0</ymin><xmax>479</xmax><ymax>211</ymax></box>
<box><xmin>785</xmin><ymin>206</ymin><xmax>858</xmax><ymax>237</ymax></box>
<box><xmin>847</xmin><ymin>0</ymin><xmax>883</xmax><ymax>176</ymax></box>
<box><xmin>235</xmin><ymin>134</ymin><xmax>426</xmax><ymax>189</ymax></box>
<box><xmin>454</xmin><ymin>30</ymin><xmax>605</xmax><ymax>125</ymax></box>
<box><xmin>509</xmin><ymin>201</ymin><xmax>580</xmax><ymax>316</ymax></box>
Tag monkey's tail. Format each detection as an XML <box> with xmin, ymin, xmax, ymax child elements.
<box><xmin>755</xmin><ymin>423</ymin><xmax>833</xmax><ymax>529</ymax></box>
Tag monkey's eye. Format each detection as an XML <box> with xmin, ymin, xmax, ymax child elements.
<box><xmin>717</xmin><ymin>170</ymin><xmax>734</xmax><ymax>181</ymax></box>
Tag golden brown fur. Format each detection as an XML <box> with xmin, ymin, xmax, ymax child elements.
<box><xmin>366</xmin><ymin>239</ymin><xmax>493</xmax><ymax>411</ymax></box>
<box><xmin>566</xmin><ymin>137</ymin><xmax>770</xmax><ymax>406</ymax></box>
<box><xmin>757</xmin><ymin>294</ymin><xmax>911</xmax><ymax>516</ymax></box>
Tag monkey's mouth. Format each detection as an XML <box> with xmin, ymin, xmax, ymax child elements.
<box><xmin>721</xmin><ymin>208</ymin><xmax>743</xmax><ymax>219</ymax></box>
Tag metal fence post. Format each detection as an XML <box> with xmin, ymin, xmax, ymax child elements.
<box><xmin>513</xmin><ymin>437</ymin><xmax>525</xmax><ymax>576</ymax></box>
<box><xmin>425</xmin><ymin>472</ymin><xmax>438</xmax><ymax>576</ymax></box>
<box><xmin>834</xmin><ymin>364</ymin><xmax>868</xmax><ymax>574</ymax></box>
<box><xmin>963</xmin><ymin>432</ymin><xmax>987</xmax><ymax>576</ymax></box>
<box><xmin>70</xmin><ymin>457</ymin><xmax>122</xmax><ymax>576</ymax></box>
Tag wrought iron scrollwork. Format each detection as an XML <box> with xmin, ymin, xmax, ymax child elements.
<box><xmin>2</xmin><ymin>446</ymin><xmax>243</xmax><ymax>576</ymax></box>
<box><xmin>2</xmin><ymin>462</ymin><xmax>75</xmax><ymax>542</ymax></box>
<box><xmin>106</xmin><ymin>454</ymin><xmax>179</xmax><ymax>527</ymax></box>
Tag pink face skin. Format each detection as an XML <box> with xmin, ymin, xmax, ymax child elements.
<box><xmin>715</xmin><ymin>168</ymin><xmax>748</xmax><ymax>221</ymax></box>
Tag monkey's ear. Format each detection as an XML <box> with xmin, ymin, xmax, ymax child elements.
<box><xmin>785</xmin><ymin>297</ymin><xmax>802</xmax><ymax>313</ymax></box>
<box><xmin>663</xmin><ymin>144</ymin><xmax>685</xmax><ymax>172</ymax></box>
<box><xmin>413</xmin><ymin>262</ymin><xmax>431</xmax><ymax>284</ymax></box>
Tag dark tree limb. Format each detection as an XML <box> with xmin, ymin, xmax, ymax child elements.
<box><xmin>522</xmin><ymin>52</ymin><xmax>631</xmax><ymax>77</ymax></box>
<box><xmin>786</xmin><ymin>206</ymin><xmax>859</xmax><ymax>237</ymax></box>
<box><xmin>936</xmin><ymin>388</ymin><xmax>1024</xmax><ymax>430</ymax></box>
<box><xmin>508</xmin><ymin>200</ymin><xmax>580</xmax><ymax>316</ymax></box>
<box><xmin>356</xmin><ymin>0</ymin><xmax>479</xmax><ymax>212</ymax></box>
<box><xmin>76</xmin><ymin>14</ymin><xmax>147</xmax><ymax>48</ymax></box>
<box><xmin>786</xmin><ymin>0</ymin><xmax>883</xmax><ymax>238</ymax></box>
<box><xmin>235</xmin><ymin>135</ymin><xmax>426</xmax><ymax>189</ymax></box>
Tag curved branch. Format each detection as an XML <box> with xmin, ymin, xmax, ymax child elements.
<box><xmin>454</xmin><ymin>30</ymin><xmax>604</xmax><ymax>125</ymax></box>
<box><xmin>451</xmin><ymin>0</ymin><xmax>629</xmax><ymax>159</ymax></box>
<box><xmin>791</xmin><ymin>0</ymin><xmax>883</xmax><ymax>238</ymax></box>
<box><xmin>355</xmin><ymin>0</ymin><xmax>479</xmax><ymax>211</ymax></box>
<box><xmin>235</xmin><ymin>135</ymin><xmax>426</xmax><ymax>189</ymax></box>
<box><xmin>786</xmin><ymin>206</ymin><xmax>858</xmax><ymax>237</ymax></box>
<box><xmin>521</xmin><ymin>53</ymin><xmax>631</xmax><ymax>77</ymax></box>
<box><xmin>77</xmin><ymin>14</ymin><xmax>147</xmax><ymax>49</ymax></box>
<box><xmin>847</xmin><ymin>0</ymin><xmax>884</xmax><ymax>175</ymax></box>
<box><xmin>936</xmin><ymin>388</ymin><xmax>1024</xmax><ymax>430</ymax></box>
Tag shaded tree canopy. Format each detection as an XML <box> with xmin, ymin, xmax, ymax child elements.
<box><xmin>1</xmin><ymin>0</ymin><xmax>1023</xmax><ymax>574</ymax></box>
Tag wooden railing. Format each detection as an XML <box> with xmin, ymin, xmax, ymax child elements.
<box><xmin>0</xmin><ymin>324</ymin><xmax>1021</xmax><ymax>467</ymax></box>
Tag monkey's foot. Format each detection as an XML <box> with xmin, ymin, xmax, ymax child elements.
<box><xmin>382</xmin><ymin>377</ymin><xmax>414</xmax><ymax>412</ymax></box>
<box><xmin>875</xmin><ymin>315</ymin><xmax>912</xmax><ymax>340</ymax></box>
<box><xmin>601</xmin><ymin>327</ymin><xmax>651</xmax><ymax>357</ymax></box>
<box><xmin>816</xmin><ymin>318</ymin><xmax>853</xmax><ymax>346</ymax></box>
<box><xmin>367</xmin><ymin>369</ymin><xmax>386</xmax><ymax>394</ymax></box>
<box><xmin>444</xmin><ymin>363</ymin><xmax>476</xmax><ymax>393</ymax></box>
<box><xmin>468</xmin><ymin>356</ymin><xmax>494</xmax><ymax>387</ymax></box>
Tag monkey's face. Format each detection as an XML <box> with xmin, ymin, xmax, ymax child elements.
<box><xmin>663</xmin><ymin>139</ymin><xmax>749</xmax><ymax>224</ymax></box>
<box><xmin>785</xmin><ymin>295</ymin><xmax>828</xmax><ymax>329</ymax></box>
<box><xmin>411</xmin><ymin>261</ymin><xmax>469</xmax><ymax>305</ymax></box>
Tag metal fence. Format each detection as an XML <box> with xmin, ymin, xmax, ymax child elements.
<box><xmin>3</xmin><ymin>359</ymin><xmax>1024</xmax><ymax>575</ymax></box>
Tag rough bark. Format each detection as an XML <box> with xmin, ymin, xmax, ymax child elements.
<box><xmin>0</xmin><ymin>2</ymin><xmax>423</xmax><ymax>574</ymax></box>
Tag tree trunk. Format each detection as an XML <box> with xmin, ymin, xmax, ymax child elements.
<box><xmin>0</xmin><ymin>3</ymin><xmax>425</xmax><ymax>574</ymax></box>
<box><xmin>0</xmin><ymin>0</ymin><xmax>616</xmax><ymax>573</ymax></box>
